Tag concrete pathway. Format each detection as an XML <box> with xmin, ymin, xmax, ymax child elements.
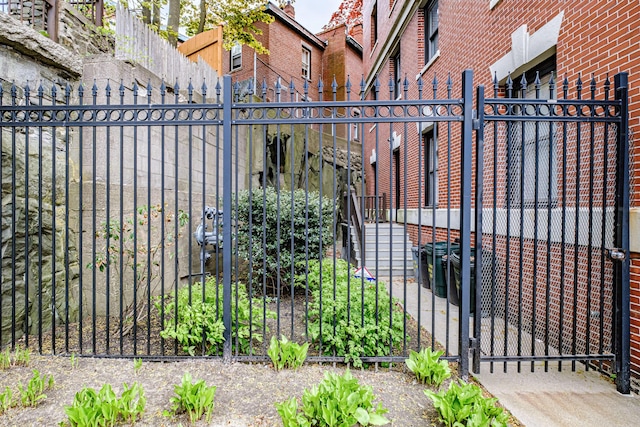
<box><xmin>387</xmin><ymin>278</ymin><xmax>640</xmax><ymax>426</ymax></box>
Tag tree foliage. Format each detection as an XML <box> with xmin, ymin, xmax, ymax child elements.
<box><xmin>122</xmin><ymin>0</ymin><xmax>294</xmax><ymax>52</ymax></box>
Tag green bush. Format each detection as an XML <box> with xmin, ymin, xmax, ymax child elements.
<box><xmin>275</xmin><ymin>370</ymin><xmax>390</xmax><ymax>427</ymax></box>
<box><xmin>302</xmin><ymin>259</ymin><xmax>406</xmax><ymax>368</ymax></box>
<box><xmin>235</xmin><ymin>187</ymin><xmax>334</xmax><ymax>293</ymax></box>
<box><xmin>157</xmin><ymin>276</ymin><xmax>275</xmax><ymax>355</ymax></box>
<box><xmin>425</xmin><ymin>380</ymin><xmax>509</xmax><ymax>427</ymax></box>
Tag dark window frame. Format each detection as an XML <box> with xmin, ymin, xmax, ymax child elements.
<box><xmin>423</xmin><ymin>129</ymin><xmax>437</xmax><ymax>207</ymax></box>
<box><xmin>424</xmin><ymin>0</ymin><xmax>439</xmax><ymax>63</ymax></box>
<box><xmin>506</xmin><ymin>55</ymin><xmax>558</xmax><ymax>209</ymax></box>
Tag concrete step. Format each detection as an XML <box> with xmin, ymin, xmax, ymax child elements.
<box><xmin>365</xmin><ymin>266</ymin><xmax>415</xmax><ymax>279</ymax></box>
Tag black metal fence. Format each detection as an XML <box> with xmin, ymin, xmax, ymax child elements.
<box><xmin>0</xmin><ymin>70</ymin><xmax>631</xmax><ymax>392</ymax></box>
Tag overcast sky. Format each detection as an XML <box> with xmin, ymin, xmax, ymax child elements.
<box><xmin>292</xmin><ymin>0</ymin><xmax>344</xmax><ymax>34</ymax></box>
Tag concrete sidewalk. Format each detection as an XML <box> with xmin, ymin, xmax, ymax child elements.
<box><xmin>388</xmin><ymin>279</ymin><xmax>640</xmax><ymax>426</ymax></box>
<box><xmin>476</xmin><ymin>362</ymin><xmax>640</xmax><ymax>426</ymax></box>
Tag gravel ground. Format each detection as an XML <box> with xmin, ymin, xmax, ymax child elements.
<box><xmin>0</xmin><ymin>355</ymin><xmax>443</xmax><ymax>426</ymax></box>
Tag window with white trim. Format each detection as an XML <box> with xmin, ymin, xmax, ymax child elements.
<box><xmin>231</xmin><ymin>43</ymin><xmax>242</xmax><ymax>71</ymax></box>
<box><xmin>302</xmin><ymin>46</ymin><xmax>311</xmax><ymax>80</ymax></box>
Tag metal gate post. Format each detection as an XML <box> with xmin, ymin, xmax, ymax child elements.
<box><xmin>472</xmin><ymin>84</ymin><xmax>485</xmax><ymax>374</ymax></box>
<box><xmin>614</xmin><ymin>72</ymin><xmax>630</xmax><ymax>394</ymax></box>
<box><xmin>458</xmin><ymin>69</ymin><xmax>474</xmax><ymax>379</ymax></box>
<box><xmin>222</xmin><ymin>75</ymin><xmax>233</xmax><ymax>362</ymax></box>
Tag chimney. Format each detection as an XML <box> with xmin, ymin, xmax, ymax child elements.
<box><xmin>283</xmin><ymin>1</ymin><xmax>295</xmax><ymax>19</ymax></box>
<box><xmin>350</xmin><ymin>23</ymin><xmax>363</xmax><ymax>44</ymax></box>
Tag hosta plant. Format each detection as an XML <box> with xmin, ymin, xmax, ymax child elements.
<box><xmin>405</xmin><ymin>347</ymin><xmax>451</xmax><ymax>387</ymax></box>
<box><xmin>268</xmin><ymin>335</ymin><xmax>309</xmax><ymax>371</ymax></box>
<box><xmin>165</xmin><ymin>372</ymin><xmax>217</xmax><ymax>424</ymax></box>
<box><xmin>302</xmin><ymin>259</ymin><xmax>406</xmax><ymax>368</ymax></box>
<box><xmin>18</xmin><ymin>369</ymin><xmax>54</xmax><ymax>407</ymax></box>
<box><xmin>424</xmin><ymin>379</ymin><xmax>509</xmax><ymax>427</ymax></box>
<box><xmin>64</xmin><ymin>382</ymin><xmax>146</xmax><ymax>426</ymax></box>
<box><xmin>0</xmin><ymin>387</ymin><xmax>13</xmax><ymax>413</ymax></box>
<box><xmin>275</xmin><ymin>370</ymin><xmax>390</xmax><ymax>426</ymax></box>
<box><xmin>157</xmin><ymin>277</ymin><xmax>275</xmax><ymax>355</ymax></box>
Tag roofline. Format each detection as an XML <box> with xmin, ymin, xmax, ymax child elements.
<box><xmin>265</xmin><ymin>1</ymin><xmax>326</xmax><ymax>49</ymax></box>
<box><xmin>346</xmin><ymin>35</ymin><xmax>363</xmax><ymax>55</ymax></box>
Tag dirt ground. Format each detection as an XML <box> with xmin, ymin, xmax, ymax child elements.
<box><xmin>0</xmin><ymin>355</ymin><xmax>447</xmax><ymax>426</ymax></box>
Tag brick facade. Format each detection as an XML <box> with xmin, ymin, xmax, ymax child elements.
<box><xmin>221</xmin><ymin>2</ymin><xmax>363</xmax><ymax>108</ymax></box>
<box><xmin>362</xmin><ymin>0</ymin><xmax>640</xmax><ymax>382</ymax></box>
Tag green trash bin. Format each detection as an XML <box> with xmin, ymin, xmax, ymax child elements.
<box><xmin>450</xmin><ymin>250</ymin><xmax>475</xmax><ymax>313</ymax></box>
<box><xmin>423</xmin><ymin>242</ymin><xmax>460</xmax><ymax>298</ymax></box>
<box><xmin>451</xmin><ymin>248</ymin><xmax>494</xmax><ymax>315</ymax></box>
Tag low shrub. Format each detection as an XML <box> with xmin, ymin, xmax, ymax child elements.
<box><xmin>157</xmin><ymin>276</ymin><xmax>275</xmax><ymax>355</ymax></box>
<box><xmin>235</xmin><ymin>187</ymin><xmax>334</xmax><ymax>293</ymax></box>
<box><xmin>302</xmin><ymin>259</ymin><xmax>406</xmax><ymax>368</ymax></box>
<box><xmin>275</xmin><ymin>370</ymin><xmax>390</xmax><ymax>426</ymax></box>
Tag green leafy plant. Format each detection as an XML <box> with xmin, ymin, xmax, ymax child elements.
<box><xmin>235</xmin><ymin>187</ymin><xmax>334</xmax><ymax>293</ymax></box>
<box><xmin>157</xmin><ymin>276</ymin><xmax>275</xmax><ymax>355</ymax></box>
<box><xmin>0</xmin><ymin>348</ymin><xmax>10</xmax><ymax>370</ymax></box>
<box><xmin>17</xmin><ymin>369</ymin><xmax>54</xmax><ymax>407</ymax></box>
<box><xmin>165</xmin><ymin>372</ymin><xmax>216</xmax><ymax>424</ymax></box>
<box><xmin>64</xmin><ymin>382</ymin><xmax>145</xmax><ymax>427</ymax></box>
<box><xmin>424</xmin><ymin>380</ymin><xmax>509</xmax><ymax>427</ymax></box>
<box><xmin>405</xmin><ymin>347</ymin><xmax>452</xmax><ymax>387</ymax></box>
<box><xmin>275</xmin><ymin>370</ymin><xmax>390</xmax><ymax>427</ymax></box>
<box><xmin>302</xmin><ymin>259</ymin><xmax>406</xmax><ymax>368</ymax></box>
<box><xmin>14</xmin><ymin>346</ymin><xmax>31</xmax><ymax>366</ymax></box>
<box><xmin>88</xmin><ymin>204</ymin><xmax>188</xmax><ymax>336</ymax></box>
<box><xmin>0</xmin><ymin>386</ymin><xmax>13</xmax><ymax>413</ymax></box>
<box><xmin>268</xmin><ymin>335</ymin><xmax>309</xmax><ymax>371</ymax></box>
<box><xmin>70</xmin><ymin>353</ymin><xmax>78</xmax><ymax>370</ymax></box>
<box><xmin>133</xmin><ymin>358</ymin><xmax>143</xmax><ymax>374</ymax></box>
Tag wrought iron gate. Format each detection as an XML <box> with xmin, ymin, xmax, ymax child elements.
<box><xmin>472</xmin><ymin>73</ymin><xmax>630</xmax><ymax>394</ymax></box>
<box><xmin>0</xmin><ymin>70</ymin><xmax>630</xmax><ymax>392</ymax></box>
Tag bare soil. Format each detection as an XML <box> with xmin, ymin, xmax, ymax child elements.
<box><xmin>0</xmin><ymin>355</ymin><xmax>442</xmax><ymax>426</ymax></box>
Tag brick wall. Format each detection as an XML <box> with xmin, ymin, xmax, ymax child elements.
<box><xmin>362</xmin><ymin>0</ymin><xmax>640</xmax><ymax>382</ymax></box>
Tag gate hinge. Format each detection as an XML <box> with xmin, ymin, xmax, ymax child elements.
<box><xmin>607</xmin><ymin>248</ymin><xmax>626</xmax><ymax>261</ymax></box>
<box><xmin>472</xmin><ymin>110</ymin><xmax>480</xmax><ymax>130</ymax></box>
<box><xmin>469</xmin><ymin>336</ymin><xmax>480</xmax><ymax>352</ymax></box>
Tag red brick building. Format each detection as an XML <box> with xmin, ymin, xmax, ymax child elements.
<box><xmin>361</xmin><ymin>0</ymin><xmax>640</xmax><ymax>387</ymax></box>
<box><xmin>221</xmin><ymin>1</ymin><xmax>364</xmax><ymax>109</ymax></box>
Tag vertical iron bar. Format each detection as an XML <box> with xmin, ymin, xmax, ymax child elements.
<box><xmin>473</xmin><ymin>85</ymin><xmax>485</xmax><ymax>374</ymax></box>
<box><xmin>24</xmin><ymin>83</ymin><xmax>30</xmax><ymax>350</ymax></box>
<box><xmin>119</xmin><ymin>82</ymin><xmax>125</xmax><ymax>355</ymax></box>
<box><xmin>77</xmin><ymin>83</ymin><xmax>85</xmax><ymax>353</ymax></box>
<box><xmin>37</xmin><ymin>84</ymin><xmax>44</xmax><ymax>353</ymax></box>
<box><xmin>613</xmin><ymin>72</ymin><xmax>630</xmax><ymax>394</ymax></box>
<box><xmin>105</xmin><ymin>82</ymin><xmax>111</xmax><ymax>355</ymax></box>
<box><xmin>160</xmin><ymin>81</ymin><xmax>166</xmax><ymax>356</ymax></box>
<box><xmin>91</xmin><ymin>82</ymin><xmax>98</xmax><ymax>354</ymax></box>
<box><xmin>458</xmin><ymin>69</ymin><xmax>474</xmax><ymax>379</ymax></box>
<box><xmin>222</xmin><ymin>75</ymin><xmax>233</xmax><ymax>362</ymax></box>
